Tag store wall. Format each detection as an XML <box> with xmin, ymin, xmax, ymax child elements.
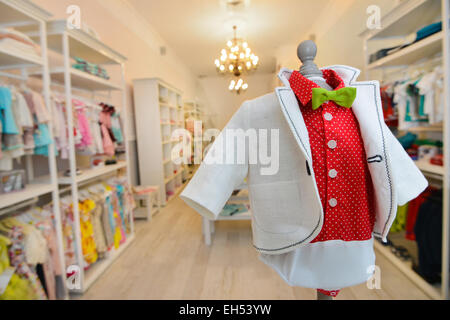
<box><xmin>198</xmin><ymin>73</ymin><xmax>275</xmax><ymax>130</ymax></box>
<box><xmin>274</xmin><ymin>0</ymin><xmax>398</xmax><ymax>78</ymax></box>
<box><xmin>33</xmin><ymin>0</ymin><xmax>202</xmax><ymax>184</ymax></box>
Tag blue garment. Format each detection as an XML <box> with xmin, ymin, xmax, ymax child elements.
<box><xmin>219</xmin><ymin>204</ymin><xmax>248</xmax><ymax>216</ymax></box>
<box><xmin>33</xmin><ymin>123</ymin><xmax>52</xmax><ymax>156</ymax></box>
<box><xmin>115</xmin><ymin>185</ymin><xmax>126</xmax><ymax>230</ymax></box>
<box><xmin>397</xmin><ymin>132</ymin><xmax>417</xmax><ymax>149</ymax></box>
<box><xmin>0</xmin><ymin>87</ymin><xmax>19</xmax><ymax>134</ymax></box>
<box><xmin>416</xmin><ymin>21</ymin><xmax>442</xmax><ymax>42</ymax></box>
<box><xmin>106</xmin><ymin>195</ymin><xmax>116</xmax><ymax>235</ymax></box>
<box><xmin>111</xmin><ymin>113</ymin><xmax>123</xmax><ymax>144</ymax></box>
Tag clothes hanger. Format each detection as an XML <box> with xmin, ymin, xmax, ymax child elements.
<box><xmin>297</xmin><ymin>40</ymin><xmax>333</xmax><ymax>91</ymax></box>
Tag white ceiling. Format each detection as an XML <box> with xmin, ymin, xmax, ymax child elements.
<box><xmin>127</xmin><ymin>0</ymin><xmax>335</xmax><ymax>76</ymax></box>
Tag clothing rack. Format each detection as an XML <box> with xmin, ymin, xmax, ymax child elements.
<box><xmin>0</xmin><ymin>198</ymin><xmax>38</xmax><ymax>217</ymax></box>
<box><xmin>28</xmin><ymin>19</ymin><xmax>134</xmax><ymax>294</ymax></box>
<box><xmin>0</xmin><ymin>0</ymin><xmax>68</xmax><ymax>300</ymax></box>
<box><xmin>0</xmin><ymin>71</ymin><xmax>28</xmax><ymax>81</ymax></box>
<box><xmin>360</xmin><ymin>0</ymin><xmax>450</xmax><ymax>300</ymax></box>
<box><xmin>380</xmin><ymin>54</ymin><xmax>443</xmax><ymax>83</ymax></box>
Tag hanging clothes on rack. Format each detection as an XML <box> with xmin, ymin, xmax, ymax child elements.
<box><xmin>0</xmin><ymin>84</ymin><xmax>53</xmax><ymax>171</ymax></box>
<box><xmin>49</xmin><ymin>94</ymin><xmax>124</xmax><ymax>159</ymax></box>
<box><xmin>380</xmin><ymin>64</ymin><xmax>445</xmax><ymax>131</ymax></box>
<box><xmin>60</xmin><ymin>177</ymin><xmax>134</xmax><ymax>268</ymax></box>
<box><xmin>0</xmin><ymin>203</ymin><xmax>64</xmax><ymax>300</ymax></box>
<box><xmin>414</xmin><ymin>188</ymin><xmax>443</xmax><ymax>284</ymax></box>
<box><xmin>416</xmin><ymin>66</ymin><xmax>444</xmax><ymax>125</ymax></box>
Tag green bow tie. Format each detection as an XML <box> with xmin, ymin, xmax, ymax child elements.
<box><xmin>311</xmin><ymin>87</ymin><xmax>357</xmax><ymax>110</ymax></box>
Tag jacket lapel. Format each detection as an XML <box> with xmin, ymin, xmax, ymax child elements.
<box><xmin>275</xmin><ymin>86</ymin><xmax>312</xmax><ymax>162</ymax></box>
<box><xmin>275</xmin><ymin>65</ymin><xmax>396</xmax><ymax>241</ymax></box>
<box><xmin>274</xmin><ymin>65</ymin><xmax>363</xmax><ymax>163</ymax></box>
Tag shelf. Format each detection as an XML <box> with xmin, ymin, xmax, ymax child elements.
<box><xmin>368</xmin><ymin>31</ymin><xmax>442</xmax><ymax>69</ymax></box>
<box><xmin>415</xmin><ymin>159</ymin><xmax>444</xmax><ymax>176</ymax></box>
<box><xmin>75</xmin><ymin>233</ymin><xmax>135</xmax><ymax>293</ymax></box>
<box><xmin>373</xmin><ymin>240</ymin><xmax>441</xmax><ymax>300</ymax></box>
<box><xmin>164</xmin><ymin>170</ymin><xmax>183</xmax><ymax>184</ymax></box>
<box><xmin>162</xmin><ymin>139</ymin><xmax>181</xmax><ymax>145</ymax></box>
<box><xmin>43</xmin><ymin>20</ymin><xmax>126</xmax><ymax>65</ymax></box>
<box><xmin>160</xmin><ymin>103</ymin><xmax>177</xmax><ymax>109</ymax></box>
<box><xmin>360</xmin><ymin>0</ymin><xmax>441</xmax><ymax>40</ymax></box>
<box><xmin>163</xmin><ymin>158</ymin><xmax>183</xmax><ymax>165</ymax></box>
<box><xmin>0</xmin><ymin>0</ymin><xmax>52</xmax><ymax>25</ymax></box>
<box><xmin>406</xmin><ymin>125</ymin><xmax>443</xmax><ymax>132</ymax></box>
<box><xmin>166</xmin><ymin>181</ymin><xmax>186</xmax><ymax>202</ymax></box>
<box><xmin>217</xmin><ymin>210</ymin><xmax>252</xmax><ymax>221</ymax></box>
<box><xmin>0</xmin><ymin>181</ymin><xmax>54</xmax><ymax>211</ymax></box>
<box><xmin>0</xmin><ymin>45</ymin><xmax>43</xmax><ymax>68</ymax></box>
<box><xmin>31</xmin><ymin>67</ymin><xmax>122</xmax><ymax>91</ymax></box>
<box><xmin>58</xmin><ymin>161</ymin><xmax>127</xmax><ymax>185</ymax></box>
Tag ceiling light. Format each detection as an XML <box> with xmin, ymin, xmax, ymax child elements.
<box><xmin>228</xmin><ymin>78</ymin><xmax>248</xmax><ymax>94</ymax></box>
<box><xmin>214</xmin><ymin>25</ymin><xmax>259</xmax><ymax>94</ymax></box>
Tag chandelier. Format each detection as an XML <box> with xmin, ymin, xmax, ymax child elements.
<box><xmin>214</xmin><ymin>25</ymin><xmax>259</xmax><ymax>94</ymax></box>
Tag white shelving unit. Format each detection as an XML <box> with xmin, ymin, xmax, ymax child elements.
<box><xmin>0</xmin><ymin>0</ymin><xmax>68</xmax><ymax>299</ymax></box>
<box><xmin>183</xmin><ymin>100</ymin><xmax>204</xmax><ymax>181</ymax></box>
<box><xmin>35</xmin><ymin>67</ymin><xmax>122</xmax><ymax>91</ymax></box>
<box><xmin>202</xmin><ymin>184</ymin><xmax>251</xmax><ymax>245</ymax></box>
<box><xmin>30</xmin><ymin>20</ymin><xmax>134</xmax><ymax>294</ymax></box>
<box><xmin>360</xmin><ymin>0</ymin><xmax>450</xmax><ymax>300</ymax></box>
<box><xmin>133</xmin><ymin>78</ymin><xmax>187</xmax><ymax>206</ymax></box>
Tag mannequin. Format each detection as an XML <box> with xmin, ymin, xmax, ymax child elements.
<box><xmin>297</xmin><ymin>40</ymin><xmax>332</xmax><ymax>91</ymax></box>
<box><xmin>298</xmin><ymin>40</ymin><xmax>333</xmax><ymax>301</ymax></box>
<box><xmin>180</xmin><ymin>38</ymin><xmax>427</xmax><ymax>303</ymax></box>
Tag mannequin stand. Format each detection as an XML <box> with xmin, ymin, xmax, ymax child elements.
<box><xmin>298</xmin><ymin>39</ymin><xmax>335</xmax><ymax>301</ymax></box>
<box><xmin>317</xmin><ymin>290</ymin><xmax>333</xmax><ymax>300</ymax></box>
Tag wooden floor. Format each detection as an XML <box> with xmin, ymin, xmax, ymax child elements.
<box><xmin>79</xmin><ymin>197</ymin><xmax>430</xmax><ymax>300</ymax></box>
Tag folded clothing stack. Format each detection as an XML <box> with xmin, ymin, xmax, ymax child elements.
<box><xmin>219</xmin><ymin>204</ymin><xmax>249</xmax><ymax>217</ymax></box>
<box><xmin>72</xmin><ymin>57</ymin><xmax>110</xmax><ymax>80</ymax></box>
<box><xmin>0</xmin><ymin>27</ymin><xmax>40</xmax><ymax>56</ymax></box>
<box><xmin>369</xmin><ymin>21</ymin><xmax>443</xmax><ymax>63</ymax></box>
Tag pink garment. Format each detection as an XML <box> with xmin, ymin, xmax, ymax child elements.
<box><xmin>99</xmin><ymin>111</ymin><xmax>112</xmax><ymax>129</ymax></box>
<box><xmin>31</xmin><ymin>91</ymin><xmax>51</xmax><ymax>123</ymax></box>
<box><xmin>76</xmin><ymin>108</ymin><xmax>93</xmax><ymax>149</ymax></box>
<box><xmin>54</xmin><ymin>100</ymin><xmax>69</xmax><ymax>159</ymax></box>
<box><xmin>101</xmin><ymin>124</ymin><xmax>114</xmax><ymax>156</ymax></box>
<box><xmin>43</xmin><ymin>260</ymin><xmax>56</xmax><ymax>300</ymax></box>
<box><xmin>22</xmin><ymin>90</ymin><xmax>51</xmax><ymax>124</ymax></box>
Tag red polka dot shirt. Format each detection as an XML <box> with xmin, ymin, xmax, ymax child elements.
<box><xmin>289</xmin><ymin>69</ymin><xmax>376</xmax><ymax>243</ymax></box>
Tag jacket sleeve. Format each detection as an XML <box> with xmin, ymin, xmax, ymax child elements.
<box><xmin>383</xmin><ymin>123</ymin><xmax>428</xmax><ymax>206</ymax></box>
<box><xmin>180</xmin><ymin>101</ymin><xmax>249</xmax><ymax>220</ymax></box>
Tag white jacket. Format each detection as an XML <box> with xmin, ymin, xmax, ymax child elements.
<box><xmin>181</xmin><ymin>65</ymin><xmax>428</xmax><ymax>255</ymax></box>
